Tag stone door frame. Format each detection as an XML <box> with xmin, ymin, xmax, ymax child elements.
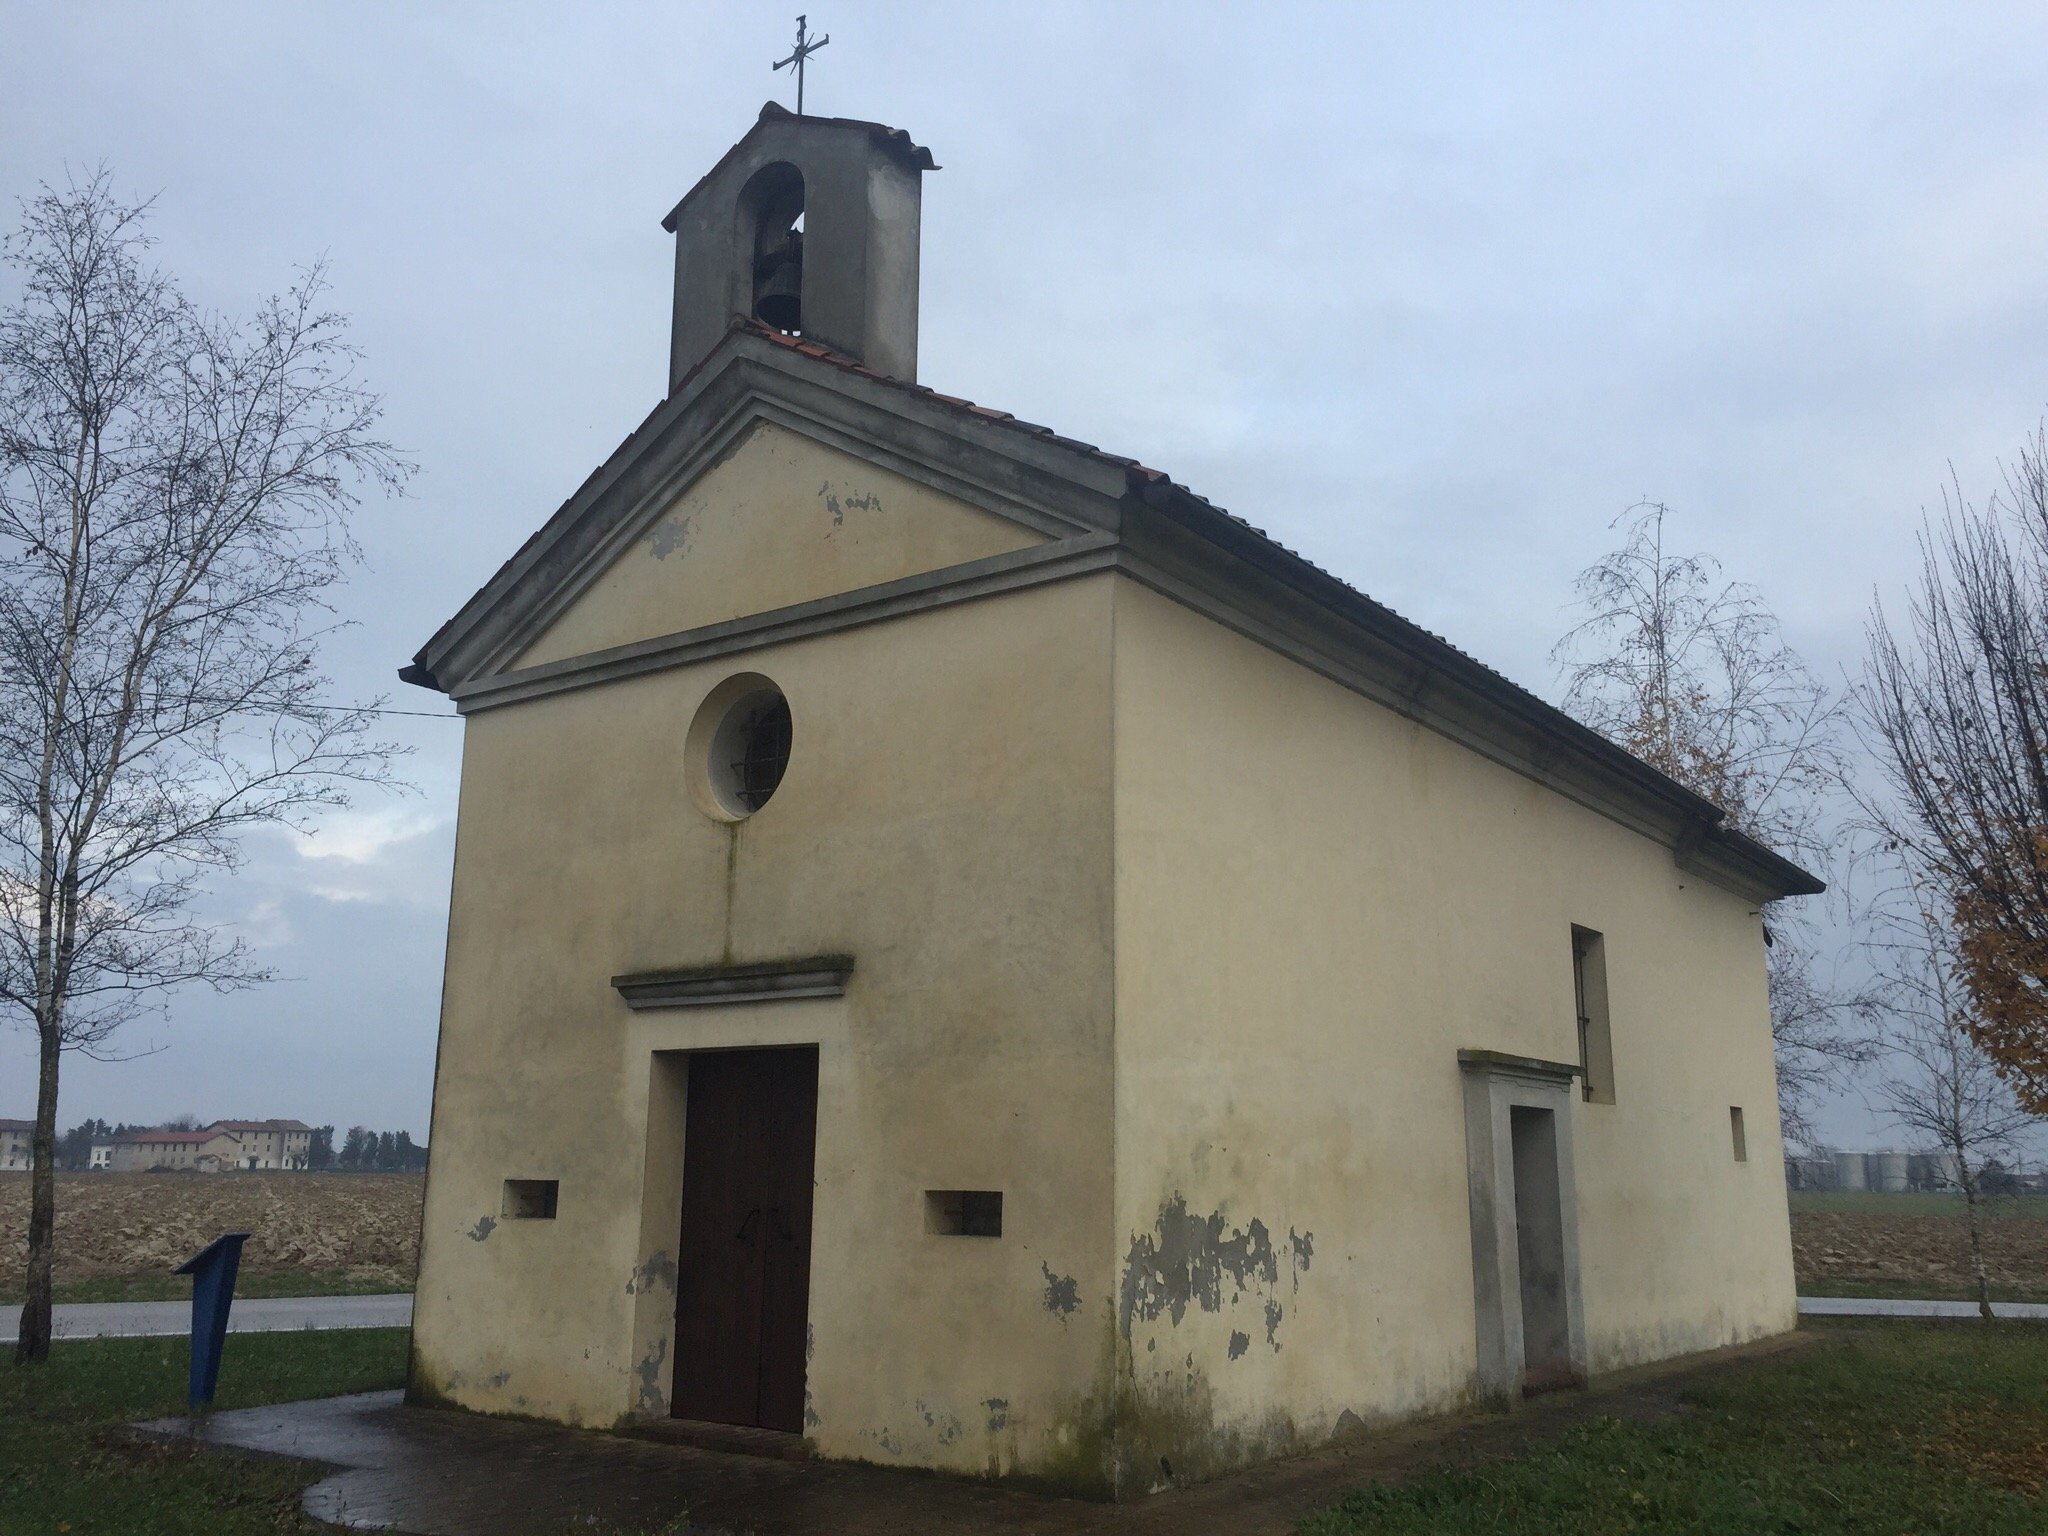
<box><xmin>1457</xmin><ymin>1048</ymin><xmax>1589</xmax><ymax>1403</ymax></box>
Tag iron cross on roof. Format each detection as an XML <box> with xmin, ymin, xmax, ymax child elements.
<box><xmin>773</xmin><ymin>15</ymin><xmax>830</xmax><ymax>116</ymax></box>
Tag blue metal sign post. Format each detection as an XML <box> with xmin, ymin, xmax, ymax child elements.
<box><xmin>174</xmin><ymin>1232</ymin><xmax>251</xmax><ymax>1409</ymax></box>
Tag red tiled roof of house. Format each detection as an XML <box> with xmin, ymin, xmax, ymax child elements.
<box><xmin>212</xmin><ymin>1119</ymin><xmax>312</xmax><ymax>1133</ymax></box>
<box><xmin>114</xmin><ymin>1128</ymin><xmax>217</xmax><ymax>1144</ymax></box>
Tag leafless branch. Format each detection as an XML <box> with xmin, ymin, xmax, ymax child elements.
<box><xmin>0</xmin><ymin>170</ymin><xmax>412</xmax><ymax>1361</ymax></box>
<box><xmin>1552</xmin><ymin>499</ymin><xmax>1861</xmax><ymax>1147</ymax></box>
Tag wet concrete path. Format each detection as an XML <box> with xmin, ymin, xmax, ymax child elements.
<box><xmin>131</xmin><ymin>1333</ymin><xmax>1814</xmax><ymax>1535</ymax></box>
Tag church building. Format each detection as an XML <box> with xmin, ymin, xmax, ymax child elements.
<box><xmin>403</xmin><ymin>104</ymin><xmax>1819</xmax><ymax>1498</ymax></box>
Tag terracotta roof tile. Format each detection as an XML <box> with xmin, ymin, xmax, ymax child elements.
<box><xmin>115</xmin><ymin>1129</ymin><xmax>216</xmax><ymax>1144</ymax></box>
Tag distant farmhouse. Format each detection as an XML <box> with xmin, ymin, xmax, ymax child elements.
<box><xmin>109</xmin><ymin>1119</ymin><xmax>313</xmax><ymax>1173</ymax></box>
<box><xmin>0</xmin><ymin>1119</ymin><xmax>29</xmax><ymax>1171</ymax></box>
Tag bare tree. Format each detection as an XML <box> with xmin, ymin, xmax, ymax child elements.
<box><xmin>1867</xmin><ymin>874</ymin><xmax>2034</xmax><ymax>1319</ymax></box>
<box><xmin>1554</xmin><ymin>501</ymin><xmax>1864</xmax><ymax>1145</ymax></box>
<box><xmin>0</xmin><ymin>172</ymin><xmax>408</xmax><ymax>1362</ymax></box>
<box><xmin>1765</xmin><ymin>935</ymin><xmax>1873</xmax><ymax>1152</ymax></box>
<box><xmin>1860</xmin><ymin>426</ymin><xmax>2048</xmax><ymax>1113</ymax></box>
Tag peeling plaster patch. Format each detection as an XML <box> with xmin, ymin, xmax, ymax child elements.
<box><xmin>1227</xmin><ymin>1330</ymin><xmax>1251</xmax><ymax>1361</ymax></box>
<box><xmin>485</xmin><ymin>1371</ymin><xmax>510</xmax><ymax>1389</ymax></box>
<box><xmin>917</xmin><ymin>1402</ymin><xmax>966</xmax><ymax>1445</ymax></box>
<box><xmin>648</xmin><ymin>515</ymin><xmax>693</xmax><ymax>558</ymax></box>
<box><xmin>1041</xmin><ymin>1262</ymin><xmax>1080</xmax><ymax>1321</ymax></box>
<box><xmin>820</xmin><ymin>484</ymin><xmax>881</xmax><ymax>526</ymax></box>
<box><xmin>633</xmin><ymin>1338</ymin><xmax>669</xmax><ymax>1415</ymax></box>
<box><xmin>866</xmin><ymin>1427</ymin><xmax>904</xmax><ymax>1457</ymax></box>
<box><xmin>467</xmin><ymin>1215</ymin><xmax>496</xmax><ymax>1242</ymax></box>
<box><xmin>626</xmin><ymin>1251</ymin><xmax>678</xmax><ymax>1295</ymax></box>
<box><xmin>1118</xmin><ymin>1196</ymin><xmax>1275</xmax><ymax>1334</ymax></box>
<box><xmin>1119</xmin><ymin>1194</ymin><xmax>1313</xmax><ymax>1352</ymax></box>
<box><xmin>982</xmin><ymin>1397</ymin><xmax>1009</xmax><ymax>1433</ymax></box>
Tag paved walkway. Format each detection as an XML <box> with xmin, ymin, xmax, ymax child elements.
<box><xmin>131</xmin><ymin>1334</ymin><xmax>1813</xmax><ymax>1536</ymax></box>
<box><xmin>1798</xmin><ymin>1294</ymin><xmax>2048</xmax><ymax>1320</ymax></box>
<box><xmin>51</xmin><ymin>1292</ymin><xmax>412</xmax><ymax>1340</ymax></box>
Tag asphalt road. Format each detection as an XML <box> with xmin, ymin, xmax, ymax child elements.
<box><xmin>46</xmin><ymin>1292</ymin><xmax>413</xmax><ymax>1340</ymax></box>
<box><xmin>28</xmin><ymin>1291</ymin><xmax>2040</xmax><ymax>1343</ymax></box>
<box><xmin>1798</xmin><ymin>1295</ymin><xmax>2048</xmax><ymax>1319</ymax></box>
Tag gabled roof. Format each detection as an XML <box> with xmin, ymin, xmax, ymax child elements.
<box><xmin>212</xmin><ymin>1119</ymin><xmax>311</xmax><ymax>1133</ymax></box>
<box><xmin>115</xmin><ymin>1128</ymin><xmax>216</xmax><ymax>1145</ymax></box>
<box><xmin>402</xmin><ymin>320</ymin><xmax>1822</xmax><ymax>905</ymax></box>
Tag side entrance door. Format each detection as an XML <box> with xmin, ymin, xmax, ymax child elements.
<box><xmin>672</xmin><ymin>1046</ymin><xmax>818</xmax><ymax>1431</ymax></box>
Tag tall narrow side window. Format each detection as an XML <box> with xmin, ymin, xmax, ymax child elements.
<box><xmin>1572</xmin><ymin>925</ymin><xmax>1615</xmax><ymax>1105</ymax></box>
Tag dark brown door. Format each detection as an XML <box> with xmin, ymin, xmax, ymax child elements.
<box><xmin>672</xmin><ymin>1047</ymin><xmax>818</xmax><ymax>1431</ymax></box>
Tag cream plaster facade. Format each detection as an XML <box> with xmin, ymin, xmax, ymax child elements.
<box><xmin>405</xmin><ymin>106</ymin><xmax>1811</xmax><ymax>1501</ymax></box>
<box><xmin>409</xmin><ymin>418</ymin><xmax>1802</xmax><ymax>1497</ymax></box>
<box><xmin>1108</xmin><ymin>583</ymin><xmax>1793</xmax><ymax>1482</ymax></box>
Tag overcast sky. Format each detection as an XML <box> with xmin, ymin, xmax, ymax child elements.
<box><xmin>3</xmin><ymin>3</ymin><xmax>2045</xmax><ymax>1147</ymax></box>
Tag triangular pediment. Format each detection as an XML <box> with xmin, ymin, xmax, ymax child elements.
<box><xmin>408</xmin><ymin>333</ymin><xmax>1130</xmax><ymax>696</ymax></box>
<box><xmin>513</xmin><ymin>420</ymin><xmax>1043</xmax><ymax>670</ymax></box>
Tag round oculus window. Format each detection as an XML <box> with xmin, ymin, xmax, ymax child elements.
<box><xmin>688</xmin><ymin>676</ymin><xmax>794</xmax><ymax>820</ymax></box>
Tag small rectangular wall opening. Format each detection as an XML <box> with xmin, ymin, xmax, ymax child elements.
<box><xmin>503</xmin><ymin>1178</ymin><xmax>559</xmax><ymax>1219</ymax></box>
<box><xmin>1571</xmin><ymin>926</ymin><xmax>1615</xmax><ymax>1105</ymax></box>
<box><xmin>1730</xmin><ymin>1106</ymin><xmax>1748</xmax><ymax>1162</ymax></box>
<box><xmin>1510</xmin><ymin>1106</ymin><xmax>1573</xmax><ymax>1394</ymax></box>
<box><xmin>925</xmin><ymin>1189</ymin><xmax>1002</xmax><ymax>1237</ymax></box>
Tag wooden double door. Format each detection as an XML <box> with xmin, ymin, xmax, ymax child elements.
<box><xmin>672</xmin><ymin>1047</ymin><xmax>818</xmax><ymax>1432</ymax></box>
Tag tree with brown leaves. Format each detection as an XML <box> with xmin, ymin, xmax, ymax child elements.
<box><xmin>1866</xmin><ymin>873</ymin><xmax>2032</xmax><ymax>1320</ymax></box>
<box><xmin>1861</xmin><ymin>426</ymin><xmax>2048</xmax><ymax>1115</ymax></box>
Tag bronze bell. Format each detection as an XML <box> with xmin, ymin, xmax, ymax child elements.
<box><xmin>753</xmin><ymin>233</ymin><xmax>803</xmax><ymax>333</ymax></box>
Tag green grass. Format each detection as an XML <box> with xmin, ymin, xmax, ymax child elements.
<box><xmin>0</xmin><ymin>1267</ymin><xmax>411</xmax><ymax>1306</ymax></box>
<box><xmin>1302</xmin><ymin>1321</ymin><xmax>2048</xmax><ymax>1535</ymax></box>
<box><xmin>1788</xmin><ymin>1189</ymin><xmax>2048</xmax><ymax>1218</ymax></box>
<box><xmin>0</xmin><ymin>1328</ymin><xmax>408</xmax><ymax>1535</ymax></box>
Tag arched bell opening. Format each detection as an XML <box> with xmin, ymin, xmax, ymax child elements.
<box><xmin>737</xmin><ymin>162</ymin><xmax>806</xmax><ymax>334</ymax></box>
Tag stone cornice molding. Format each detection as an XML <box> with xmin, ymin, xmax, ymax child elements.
<box><xmin>611</xmin><ymin>957</ymin><xmax>856</xmax><ymax>1010</ymax></box>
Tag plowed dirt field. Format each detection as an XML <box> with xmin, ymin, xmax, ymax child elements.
<box><xmin>0</xmin><ymin>1172</ymin><xmax>421</xmax><ymax>1291</ymax></box>
<box><xmin>1790</xmin><ymin>1192</ymin><xmax>2048</xmax><ymax>1296</ymax></box>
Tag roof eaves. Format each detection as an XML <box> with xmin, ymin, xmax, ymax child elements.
<box><xmin>406</xmin><ymin>317</ymin><xmax>1823</xmax><ymax>902</ymax></box>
